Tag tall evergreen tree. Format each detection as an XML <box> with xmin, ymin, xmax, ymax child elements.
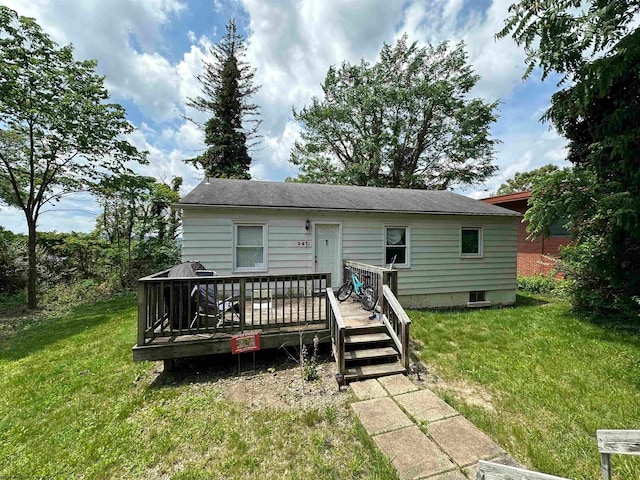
<box><xmin>187</xmin><ymin>19</ymin><xmax>261</xmax><ymax>179</ymax></box>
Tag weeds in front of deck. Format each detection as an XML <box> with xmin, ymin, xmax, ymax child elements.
<box><xmin>0</xmin><ymin>297</ymin><xmax>397</xmax><ymax>479</ymax></box>
<box><xmin>409</xmin><ymin>292</ymin><xmax>640</xmax><ymax>480</ymax></box>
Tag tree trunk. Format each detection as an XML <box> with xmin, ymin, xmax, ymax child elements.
<box><xmin>26</xmin><ymin>217</ymin><xmax>38</xmax><ymax>309</ymax></box>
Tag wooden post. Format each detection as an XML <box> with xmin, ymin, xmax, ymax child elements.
<box><xmin>381</xmin><ymin>271</ymin><xmax>388</xmax><ymax>306</ymax></box>
<box><xmin>391</xmin><ymin>270</ymin><xmax>398</xmax><ymax>296</ymax></box>
<box><xmin>164</xmin><ymin>359</ymin><xmax>175</xmax><ymax>372</ymax></box>
<box><xmin>137</xmin><ymin>282</ymin><xmax>147</xmax><ymax>347</ymax></box>
<box><xmin>239</xmin><ymin>278</ymin><xmax>246</xmax><ymax>332</ymax></box>
<box><xmin>338</xmin><ymin>326</ymin><xmax>345</xmax><ymax>374</ymax></box>
<box><xmin>325</xmin><ymin>272</ymin><xmax>331</xmax><ymax>327</ymax></box>
<box><xmin>380</xmin><ymin>285</ymin><xmax>388</xmax><ymax>319</ymax></box>
<box><xmin>600</xmin><ymin>453</ymin><xmax>610</xmax><ymax>480</ymax></box>
<box><xmin>402</xmin><ymin>321</ymin><xmax>410</xmax><ymax>370</ymax></box>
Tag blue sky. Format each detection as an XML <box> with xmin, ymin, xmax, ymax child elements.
<box><xmin>0</xmin><ymin>0</ymin><xmax>568</xmax><ymax>234</ymax></box>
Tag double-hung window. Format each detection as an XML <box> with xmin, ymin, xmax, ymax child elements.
<box><xmin>460</xmin><ymin>227</ymin><xmax>482</xmax><ymax>257</ymax></box>
<box><xmin>385</xmin><ymin>226</ymin><xmax>409</xmax><ymax>267</ymax></box>
<box><xmin>234</xmin><ymin>224</ymin><xmax>266</xmax><ymax>272</ymax></box>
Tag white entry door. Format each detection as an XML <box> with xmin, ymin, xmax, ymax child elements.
<box><xmin>315</xmin><ymin>224</ymin><xmax>340</xmax><ymax>287</ymax></box>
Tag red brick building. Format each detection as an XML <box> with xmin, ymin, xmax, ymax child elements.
<box><xmin>481</xmin><ymin>192</ymin><xmax>569</xmax><ymax>277</ymax></box>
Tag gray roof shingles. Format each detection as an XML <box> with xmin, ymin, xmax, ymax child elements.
<box><xmin>179</xmin><ymin>178</ymin><xmax>519</xmax><ymax>217</ymax></box>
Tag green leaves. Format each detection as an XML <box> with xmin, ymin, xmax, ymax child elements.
<box><xmin>496</xmin><ymin>164</ymin><xmax>562</xmax><ymax>196</ymax></box>
<box><xmin>290</xmin><ymin>35</ymin><xmax>499</xmax><ymax>189</ymax></box>
<box><xmin>0</xmin><ymin>6</ymin><xmax>146</xmax><ymax>307</ymax></box>
<box><xmin>186</xmin><ymin>19</ymin><xmax>260</xmax><ymax>179</ymax></box>
<box><xmin>500</xmin><ymin>1</ymin><xmax>640</xmax><ymax>314</ymax></box>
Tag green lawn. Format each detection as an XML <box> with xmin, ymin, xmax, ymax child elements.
<box><xmin>409</xmin><ymin>293</ymin><xmax>640</xmax><ymax>480</ymax></box>
<box><xmin>0</xmin><ymin>296</ymin><xmax>397</xmax><ymax>479</ymax></box>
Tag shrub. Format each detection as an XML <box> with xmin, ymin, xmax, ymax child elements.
<box><xmin>0</xmin><ymin>228</ymin><xmax>26</xmax><ymax>295</ymax></box>
<box><xmin>517</xmin><ymin>274</ymin><xmax>562</xmax><ymax>294</ymax></box>
<box><xmin>560</xmin><ymin>239</ymin><xmax>640</xmax><ymax>317</ymax></box>
<box><xmin>41</xmin><ymin>279</ymin><xmax>115</xmax><ymax>313</ymax></box>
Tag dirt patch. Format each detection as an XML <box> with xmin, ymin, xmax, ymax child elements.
<box><xmin>148</xmin><ymin>347</ymin><xmax>350</xmax><ymax>412</ymax></box>
<box><xmin>408</xmin><ymin>358</ymin><xmax>495</xmax><ymax>412</ymax></box>
<box><xmin>219</xmin><ymin>358</ymin><xmax>346</xmax><ymax>411</ymax></box>
<box><xmin>434</xmin><ymin>380</ymin><xmax>495</xmax><ymax>412</ymax></box>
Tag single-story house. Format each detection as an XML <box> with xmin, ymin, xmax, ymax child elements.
<box><xmin>177</xmin><ymin>178</ymin><xmax>520</xmax><ymax>309</ymax></box>
<box><xmin>481</xmin><ymin>191</ymin><xmax>569</xmax><ymax>277</ymax></box>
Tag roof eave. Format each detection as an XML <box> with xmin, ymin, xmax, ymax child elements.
<box><xmin>173</xmin><ymin>202</ymin><xmax>521</xmax><ymax>217</ymax></box>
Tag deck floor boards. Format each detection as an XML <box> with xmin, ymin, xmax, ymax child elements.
<box><xmin>134</xmin><ymin>292</ymin><xmax>383</xmax><ymax>361</ymax></box>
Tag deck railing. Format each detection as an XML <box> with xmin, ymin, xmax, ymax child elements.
<box><xmin>380</xmin><ymin>284</ymin><xmax>411</xmax><ymax>370</ymax></box>
<box><xmin>340</xmin><ymin>260</ymin><xmax>410</xmax><ymax>371</ymax></box>
<box><xmin>343</xmin><ymin>260</ymin><xmax>398</xmax><ymax>298</ymax></box>
<box><xmin>327</xmin><ymin>288</ymin><xmax>346</xmax><ymax>375</ymax></box>
<box><xmin>137</xmin><ymin>270</ymin><xmax>330</xmax><ymax>346</ymax></box>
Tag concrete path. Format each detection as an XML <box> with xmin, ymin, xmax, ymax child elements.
<box><xmin>350</xmin><ymin>375</ymin><xmax>518</xmax><ymax>479</ymax></box>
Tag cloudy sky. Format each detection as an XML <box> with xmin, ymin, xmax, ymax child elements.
<box><xmin>1</xmin><ymin>0</ymin><xmax>568</xmax><ymax>234</ymax></box>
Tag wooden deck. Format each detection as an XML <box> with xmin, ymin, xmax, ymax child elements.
<box><xmin>133</xmin><ymin>263</ymin><xmax>410</xmax><ymax>382</ymax></box>
<box><xmin>133</xmin><ymin>295</ymin><xmax>380</xmax><ymax>362</ymax></box>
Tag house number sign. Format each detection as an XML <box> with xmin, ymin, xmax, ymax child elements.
<box><xmin>296</xmin><ymin>240</ymin><xmax>311</xmax><ymax>247</ymax></box>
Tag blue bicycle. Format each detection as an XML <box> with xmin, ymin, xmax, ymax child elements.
<box><xmin>336</xmin><ymin>267</ymin><xmax>376</xmax><ymax>310</ymax></box>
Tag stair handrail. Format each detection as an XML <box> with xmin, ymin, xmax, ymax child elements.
<box><xmin>381</xmin><ymin>284</ymin><xmax>411</xmax><ymax>370</ymax></box>
<box><xmin>326</xmin><ymin>287</ymin><xmax>346</xmax><ymax>375</ymax></box>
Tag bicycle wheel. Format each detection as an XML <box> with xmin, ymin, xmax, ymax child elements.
<box><xmin>361</xmin><ymin>286</ymin><xmax>376</xmax><ymax>311</ymax></box>
<box><xmin>336</xmin><ymin>281</ymin><xmax>353</xmax><ymax>302</ymax></box>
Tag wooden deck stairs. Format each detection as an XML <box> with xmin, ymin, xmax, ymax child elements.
<box><xmin>328</xmin><ymin>265</ymin><xmax>411</xmax><ymax>383</ymax></box>
<box><xmin>343</xmin><ymin>325</ymin><xmax>406</xmax><ymax>381</ymax></box>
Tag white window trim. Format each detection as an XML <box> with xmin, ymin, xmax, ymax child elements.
<box><xmin>460</xmin><ymin>226</ymin><xmax>483</xmax><ymax>258</ymax></box>
<box><xmin>233</xmin><ymin>223</ymin><xmax>268</xmax><ymax>273</ymax></box>
<box><xmin>384</xmin><ymin>225</ymin><xmax>411</xmax><ymax>268</ymax></box>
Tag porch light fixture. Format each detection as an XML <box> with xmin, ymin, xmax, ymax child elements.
<box><xmin>305</xmin><ymin>219</ymin><xmax>311</xmax><ymax>230</ymax></box>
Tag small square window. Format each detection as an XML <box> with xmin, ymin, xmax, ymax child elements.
<box><xmin>461</xmin><ymin>227</ymin><xmax>482</xmax><ymax>257</ymax></box>
<box><xmin>548</xmin><ymin>218</ymin><xmax>570</xmax><ymax>237</ymax></box>
<box><xmin>469</xmin><ymin>291</ymin><xmax>486</xmax><ymax>303</ymax></box>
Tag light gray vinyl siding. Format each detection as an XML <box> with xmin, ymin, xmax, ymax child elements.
<box><xmin>180</xmin><ymin>207</ymin><xmax>516</xmax><ymax>296</ymax></box>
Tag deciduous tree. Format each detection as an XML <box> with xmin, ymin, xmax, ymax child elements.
<box><xmin>496</xmin><ymin>164</ymin><xmax>562</xmax><ymax>195</ymax></box>
<box><xmin>94</xmin><ymin>174</ymin><xmax>182</xmax><ymax>288</ymax></box>
<box><xmin>290</xmin><ymin>35</ymin><xmax>499</xmax><ymax>190</ymax></box>
<box><xmin>186</xmin><ymin>19</ymin><xmax>261</xmax><ymax>179</ymax></box>
<box><xmin>0</xmin><ymin>7</ymin><xmax>147</xmax><ymax>308</ymax></box>
<box><xmin>499</xmin><ymin>1</ymin><xmax>640</xmax><ymax>314</ymax></box>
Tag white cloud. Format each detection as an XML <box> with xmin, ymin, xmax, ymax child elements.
<box><xmin>241</xmin><ymin>0</ymin><xmax>406</xmax><ymax>180</ymax></box>
<box><xmin>5</xmin><ymin>0</ymin><xmax>187</xmax><ymax>121</ymax></box>
<box><xmin>1</xmin><ymin>0</ymin><xmax>570</xmax><ymax>234</ymax></box>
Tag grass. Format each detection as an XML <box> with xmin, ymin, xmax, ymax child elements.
<box><xmin>0</xmin><ymin>295</ymin><xmax>398</xmax><ymax>479</ymax></box>
<box><xmin>409</xmin><ymin>293</ymin><xmax>640</xmax><ymax>480</ymax></box>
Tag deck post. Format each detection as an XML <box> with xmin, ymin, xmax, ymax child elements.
<box><xmin>381</xmin><ymin>271</ymin><xmax>389</xmax><ymax>314</ymax></box>
<box><xmin>338</xmin><ymin>326</ymin><xmax>345</xmax><ymax>374</ymax></box>
<box><xmin>137</xmin><ymin>282</ymin><xmax>147</xmax><ymax>347</ymax></box>
<box><xmin>326</xmin><ymin>272</ymin><xmax>331</xmax><ymax>326</ymax></box>
<box><xmin>402</xmin><ymin>321</ymin><xmax>410</xmax><ymax>370</ymax></box>
<box><xmin>239</xmin><ymin>278</ymin><xmax>246</xmax><ymax>332</ymax></box>
<box><xmin>390</xmin><ymin>270</ymin><xmax>398</xmax><ymax>296</ymax></box>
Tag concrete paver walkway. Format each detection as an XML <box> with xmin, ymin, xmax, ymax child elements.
<box><xmin>350</xmin><ymin>375</ymin><xmax>516</xmax><ymax>479</ymax></box>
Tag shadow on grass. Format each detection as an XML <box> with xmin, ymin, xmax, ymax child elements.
<box><xmin>148</xmin><ymin>345</ymin><xmax>334</xmax><ymax>390</ymax></box>
<box><xmin>580</xmin><ymin>310</ymin><xmax>640</xmax><ymax>337</ymax></box>
<box><xmin>0</xmin><ymin>296</ymin><xmax>135</xmax><ymax>361</ymax></box>
<box><xmin>515</xmin><ymin>293</ymin><xmax>550</xmax><ymax>307</ymax></box>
